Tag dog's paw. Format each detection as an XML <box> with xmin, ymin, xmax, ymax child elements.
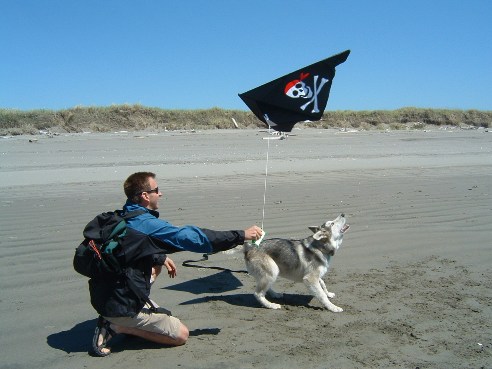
<box><xmin>326</xmin><ymin>292</ymin><xmax>336</xmax><ymax>298</ymax></box>
<box><xmin>255</xmin><ymin>293</ymin><xmax>282</xmax><ymax>310</ymax></box>
<box><xmin>328</xmin><ymin>305</ymin><xmax>343</xmax><ymax>313</ymax></box>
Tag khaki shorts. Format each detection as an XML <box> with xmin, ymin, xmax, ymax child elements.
<box><xmin>105</xmin><ymin>306</ymin><xmax>182</xmax><ymax>339</ymax></box>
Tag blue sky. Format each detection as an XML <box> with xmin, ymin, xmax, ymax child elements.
<box><xmin>1</xmin><ymin>0</ymin><xmax>490</xmax><ymax>112</ymax></box>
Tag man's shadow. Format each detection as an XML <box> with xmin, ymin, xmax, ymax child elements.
<box><xmin>163</xmin><ymin>269</ymin><xmax>245</xmax><ymax>295</ymax></box>
<box><xmin>47</xmin><ymin>319</ymin><xmax>97</xmax><ymax>354</ymax></box>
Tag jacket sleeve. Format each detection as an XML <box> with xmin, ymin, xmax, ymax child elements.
<box><xmin>200</xmin><ymin>228</ymin><xmax>245</xmax><ymax>252</ymax></box>
<box><xmin>152</xmin><ymin>254</ymin><xmax>167</xmax><ymax>266</ymax></box>
<box><xmin>129</xmin><ymin>215</ymin><xmax>214</xmax><ymax>254</ymax></box>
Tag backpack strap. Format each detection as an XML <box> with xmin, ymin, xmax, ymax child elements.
<box><xmin>118</xmin><ymin>209</ymin><xmax>146</xmax><ymax>219</ymax></box>
<box><xmin>125</xmin><ymin>277</ymin><xmax>166</xmax><ymax>314</ymax></box>
<box><xmin>104</xmin><ymin>210</ymin><xmax>147</xmax><ymax>254</ymax></box>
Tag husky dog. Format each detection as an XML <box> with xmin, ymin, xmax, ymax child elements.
<box><xmin>242</xmin><ymin>214</ymin><xmax>349</xmax><ymax>312</ymax></box>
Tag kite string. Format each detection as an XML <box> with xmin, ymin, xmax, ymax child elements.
<box><xmin>260</xmin><ymin>127</ymin><xmax>271</xmax><ymax>230</ymax></box>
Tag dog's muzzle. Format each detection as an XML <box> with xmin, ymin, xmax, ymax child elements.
<box><xmin>339</xmin><ymin>214</ymin><xmax>350</xmax><ymax>234</ymax></box>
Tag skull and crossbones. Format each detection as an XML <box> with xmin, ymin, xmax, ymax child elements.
<box><xmin>284</xmin><ymin>73</ymin><xmax>330</xmax><ymax>113</ymax></box>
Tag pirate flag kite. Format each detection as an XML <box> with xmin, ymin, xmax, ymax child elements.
<box><xmin>239</xmin><ymin>50</ymin><xmax>350</xmax><ymax>132</ymax></box>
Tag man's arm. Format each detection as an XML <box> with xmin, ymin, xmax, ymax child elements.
<box><xmin>201</xmin><ymin>225</ymin><xmax>263</xmax><ymax>252</ymax></box>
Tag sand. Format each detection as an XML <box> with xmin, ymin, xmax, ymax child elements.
<box><xmin>0</xmin><ymin>128</ymin><xmax>491</xmax><ymax>368</ymax></box>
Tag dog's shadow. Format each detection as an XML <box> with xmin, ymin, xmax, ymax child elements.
<box><xmin>167</xmin><ymin>270</ymin><xmax>318</xmax><ymax>309</ymax></box>
<box><xmin>46</xmin><ymin>318</ymin><xmax>222</xmax><ymax>354</ymax></box>
<box><xmin>274</xmin><ymin>293</ymin><xmax>317</xmax><ymax>309</ymax></box>
<box><xmin>180</xmin><ymin>292</ymin><xmax>315</xmax><ymax>309</ymax></box>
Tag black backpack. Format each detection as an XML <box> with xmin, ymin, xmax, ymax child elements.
<box><xmin>74</xmin><ymin>209</ymin><xmax>157</xmax><ymax>311</ymax></box>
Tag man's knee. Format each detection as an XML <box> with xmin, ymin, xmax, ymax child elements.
<box><xmin>175</xmin><ymin>324</ymin><xmax>189</xmax><ymax>345</ymax></box>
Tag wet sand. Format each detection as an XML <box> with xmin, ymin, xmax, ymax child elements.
<box><xmin>0</xmin><ymin>128</ymin><xmax>491</xmax><ymax>368</ymax></box>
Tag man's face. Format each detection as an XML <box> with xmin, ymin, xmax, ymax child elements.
<box><xmin>146</xmin><ymin>177</ymin><xmax>162</xmax><ymax>210</ymax></box>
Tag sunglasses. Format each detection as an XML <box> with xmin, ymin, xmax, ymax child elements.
<box><xmin>136</xmin><ymin>187</ymin><xmax>159</xmax><ymax>196</ymax></box>
<box><xmin>146</xmin><ymin>187</ymin><xmax>159</xmax><ymax>194</ymax></box>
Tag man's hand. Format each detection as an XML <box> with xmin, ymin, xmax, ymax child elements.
<box><xmin>164</xmin><ymin>257</ymin><xmax>177</xmax><ymax>278</ymax></box>
<box><xmin>244</xmin><ymin>225</ymin><xmax>264</xmax><ymax>241</ymax></box>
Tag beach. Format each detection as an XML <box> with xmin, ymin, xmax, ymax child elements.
<box><xmin>0</xmin><ymin>128</ymin><xmax>491</xmax><ymax>368</ymax></box>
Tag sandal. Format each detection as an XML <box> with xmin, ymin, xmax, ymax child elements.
<box><xmin>91</xmin><ymin>316</ymin><xmax>116</xmax><ymax>357</ymax></box>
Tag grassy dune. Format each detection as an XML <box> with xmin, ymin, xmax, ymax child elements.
<box><xmin>1</xmin><ymin>105</ymin><xmax>491</xmax><ymax>135</ymax></box>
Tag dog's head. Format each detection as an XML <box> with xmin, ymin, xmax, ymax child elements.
<box><xmin>308</xmin><ymin>214</ymin><xmax>350</xmax><ymax>254</ymax></box>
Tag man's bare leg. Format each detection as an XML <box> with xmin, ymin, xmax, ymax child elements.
<box><xmin>111</xmin><ymin>321</ymin><xmax>189</xmax><ymax>346</ymax></box>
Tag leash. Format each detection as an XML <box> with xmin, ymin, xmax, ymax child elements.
<box><xmin>182</xmin><ymin>254</ymin><xmax>248</xmax><ymax>274</ymax></box>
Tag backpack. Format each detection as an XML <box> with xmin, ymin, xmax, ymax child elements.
<box><xmin>74</xmin><ymin>209</ymin><xmax>157</xmax><ymax>312</ymax></box>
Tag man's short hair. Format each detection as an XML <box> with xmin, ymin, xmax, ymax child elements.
<box><xmin>124</xmin><ymin>172</ymin><xmax>156</xmax><ymax>203</ymax></box>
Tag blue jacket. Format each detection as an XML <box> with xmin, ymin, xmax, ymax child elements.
<box><xmin>89</xmin><ymin>201</ymin><xmax>245</xmax><ymax>317</ymax></box>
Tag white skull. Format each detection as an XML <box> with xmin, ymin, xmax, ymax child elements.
<box><xmin>285</xmin><ymin>81</ymin><xmax>313</xmax><ymax>99</ymax></box>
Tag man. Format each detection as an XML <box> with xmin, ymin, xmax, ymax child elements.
<box><xmin>91</xmin><ymin>171</ymin><xmax>262</xmax><ymax>356</ymax></box>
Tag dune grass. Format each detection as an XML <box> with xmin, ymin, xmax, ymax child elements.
<box><xmin>1</xmin><ymin>105</ymin><xmax>490</xmax><ymax>135</ymax></box>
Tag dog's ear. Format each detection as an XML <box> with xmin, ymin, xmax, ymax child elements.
<box><xmin>308</xmin><ymin>226</ymin><xmax>320</xmax><ymax>234</ymax></box>
<box><xmin>312</xmin><ymin>230</ymin><xmax>329</xmax><ymax>241</ymax></box>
